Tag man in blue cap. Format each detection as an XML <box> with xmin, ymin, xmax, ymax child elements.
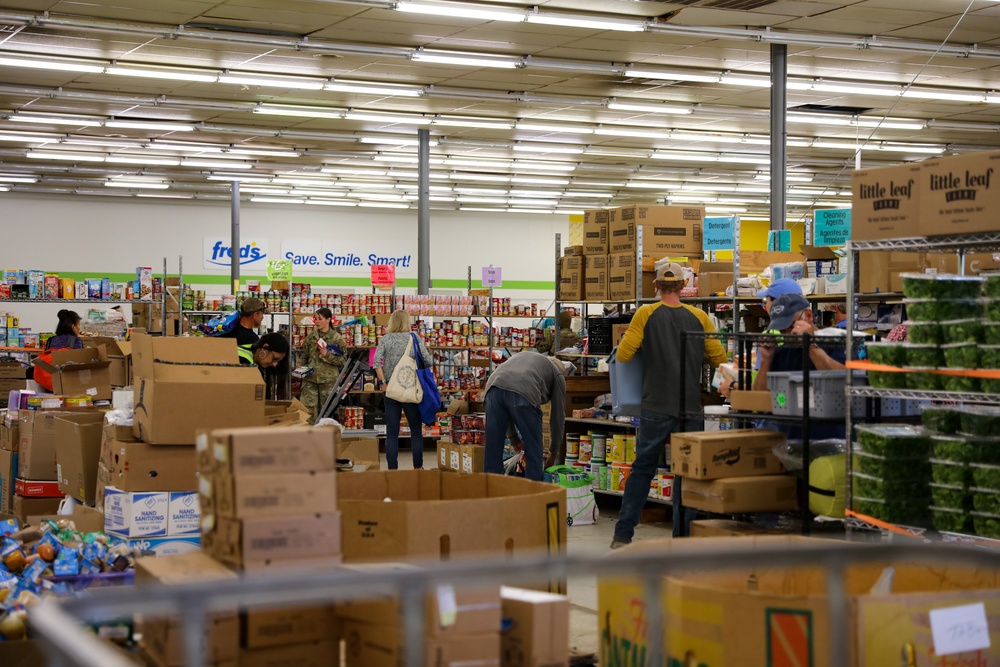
<box><xmin>758</xmin><ymin>277</ymin><xmax>803</xmax><ymax>311</ymax></box>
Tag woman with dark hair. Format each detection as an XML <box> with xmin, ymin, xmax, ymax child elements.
<box><xmin>298</xmin><ymin>308</ymin><xmax>347</xmax><ymax>423</ymax></box>
<box><xmin>249</xmin><ymin>332</ymin><xmax>290</xmax><ymax>400</ymax></box>
<box><xmin>46</xmin><ymin>310</ymin><xmax>84</xmax><ymax>350</ymax></box>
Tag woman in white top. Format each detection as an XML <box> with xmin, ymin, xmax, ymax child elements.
<box><xmin>373</xmin><ymin>309</ymin><xmax>434</xmax><ymax>469</ymax></box>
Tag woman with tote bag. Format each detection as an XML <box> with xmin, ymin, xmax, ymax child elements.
<box><xmin>373</xmin><ymin>310</ymin><xmax>435</xmax><ymax>469</ymax></box>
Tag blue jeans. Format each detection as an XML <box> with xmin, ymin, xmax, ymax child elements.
<box><xmin>613</xmin><ymin>409</ymin><xmax>703</xmax><ymax>543</ymax></box>
<box><xmin>484</xmin><ymin>387</ymin><xmax>544</xmax><ymax>481</ymax></box>
<box><xmin>384</xmin><ymin>396</ymin><xmax>424</xmax><ymax>469</ymax></box>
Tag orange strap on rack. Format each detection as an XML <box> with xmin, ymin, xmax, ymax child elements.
<box><xmin>844</xmin><ymin>509</ymin><xmax>926</xmax><ymax>539</ymax></box>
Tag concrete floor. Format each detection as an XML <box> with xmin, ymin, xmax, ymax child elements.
<box><xmin>388</xmin><ymin>449</ymin><xmax>674</xmax><ymax>659</ymax></box>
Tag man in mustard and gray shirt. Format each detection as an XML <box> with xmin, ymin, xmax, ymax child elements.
<box><xmin>611</xmin><ymin>262</ymin><xmax>728</xmax><ymax>548</ymax></box>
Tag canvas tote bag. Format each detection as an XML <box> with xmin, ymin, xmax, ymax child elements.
<box><xmin>385</xmin><ymin>334</ymin><xmax>423</xmax><ymax>403</ymax></box>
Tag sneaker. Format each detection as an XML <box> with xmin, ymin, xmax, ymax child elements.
<box><xmin>609</xmin><ymin>538</ymin><xmax>631</xmax><ymax>550</ymax></box>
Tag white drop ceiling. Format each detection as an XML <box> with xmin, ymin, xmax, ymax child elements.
<box><xmin>0</xmin><ymin>0</ymin><xmax>999</xmax><ymax>219</ymax></box>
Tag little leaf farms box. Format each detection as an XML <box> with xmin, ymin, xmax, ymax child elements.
<box><xmin>920</xmin><ymin>150</ymin><xmax>1000</xmax><ymax>236</ymax></box>
<box><xmin>132</xmin><ymin>334</ymin><xmax>265</xmax><ymax>445</ymax></box>
<box><xmin>851</xmin><ymin>163</ymin><xmax>921</xmax><ymax>242</ymax></box>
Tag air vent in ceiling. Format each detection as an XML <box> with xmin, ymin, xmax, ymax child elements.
<box><xmin>669</xmin><ymin>0</ymin><xmax>778</xmax><ymax>9</ymax></box>
<box><xmin>791</xmin><ymin>103</ymin><xmax>876</xmax><ymax>116</ymax></box>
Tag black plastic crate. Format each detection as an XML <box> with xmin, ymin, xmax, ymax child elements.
<box><xmin>587</xmin><ymin>315</ymin><xmax>631</xmax><ymax>355</ymax></box>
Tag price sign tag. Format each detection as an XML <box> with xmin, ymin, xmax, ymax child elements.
<box><xmin>482</xmin><ymin>266</ymin><xmax>502</xmax><ymax>287</ymax></box>
<box><xmin>266</xmin><ymin>259</ymin><xmax>293</xmax><ymax>281</ymax></box>
<box><xmin>929</xmin><ymin>602</ymin><xmax>991</xmax><ymax>656</ymax></box>
<box><xmin>371</xmin><ymin>264</ymin><xmax>396</xmax><ymax>286</ymax></box>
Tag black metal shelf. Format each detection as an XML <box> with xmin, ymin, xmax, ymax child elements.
<box><xmin>849</xmin><ymin>232</ymin><xmax>1000</xmax><ymax>253</ymax></box>
<box><xmin>847</xmin><ymin>385</ymin><xmax>1000</xmax><ymax>405</ymax></box>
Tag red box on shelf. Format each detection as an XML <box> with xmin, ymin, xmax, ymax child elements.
<box><xmin>15</xmin><ymin>478</ymin><xmax>65</xmax><ymax>498</ymax></box>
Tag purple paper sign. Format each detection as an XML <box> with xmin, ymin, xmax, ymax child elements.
<box><xmin>482</xmin><ymin>266</ymin><xmax>502</xmax><ymax>287</ymax></box>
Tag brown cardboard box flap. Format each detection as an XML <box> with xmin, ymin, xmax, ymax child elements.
<box><xmin>800</xmin><ymin>245</ymin><xmax>840</xmax><ymax>261</ymax></box>
<box><xmin>32</xmin><ymin>345</ymin><xmax>110</xmax><ymax>374</ymax></box>
<box><xmin>132</xmin><ymin>334</ymin><xmax>240</xmax><ymax>378</ymax></box>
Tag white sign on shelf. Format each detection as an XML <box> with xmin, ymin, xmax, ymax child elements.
<box><xmin>929</xmin><ymin>602</ymin><xmax>991</xmax><ymax>657</ymax></box>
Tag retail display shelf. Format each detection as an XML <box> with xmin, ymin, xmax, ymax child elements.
<box><xmin>846</xmin><ymin>385</ymin><xmax>1000</xmax><ymax>404</ymax></box>
<box><xmin>1</xmin><ymin>298</ymin><xmax>152</xmax><ymax>304</ymax></box>
<box><xmin>0</xmin><ymin>346</ymin><xmax>43</xmax><ymax>353</ymax></box>
<box><xmin>671</xmin><ymin>293</ymin><xmax>904</xmax><ymax>305</ymax></box>
<box><xmin>594</xmin><ymin>489</ymin><xmax>673</xmax><ymax>506</ymax></box>
<box><xmin>846</xmin><ymin>359</ymin><xmax>1000</xmax><ymax>379</ymax></box>
<box><xmin>844</xmin><ymin>511</ymin><xmax>929</xmax><ymax>540</ymax></box>
<box><xmin>565</xmin><ymin>417</ymin><xmax>637</xmax><ymax>428</ymax></box>
<box><xmin>849</xmin><ymin>232</ymin><xmax>1000</xmax><ymax>253</ymax></box>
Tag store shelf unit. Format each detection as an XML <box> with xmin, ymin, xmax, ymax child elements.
<box><xmin>844</xmin><ymin>231</ymin><xmax>1000</xmax><ymax>541</ymax></box>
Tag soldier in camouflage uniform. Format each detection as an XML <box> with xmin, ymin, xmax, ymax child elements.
<box><xmin>299</xmin><ymin>307</ymin><xmax>347</xmax><ymax>424</ymax></box>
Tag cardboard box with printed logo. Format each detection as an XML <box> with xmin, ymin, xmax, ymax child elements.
<box><xmin>609</xmin><ymin>205</ymin><xmax>705</xmax><ymax>257</ymax></box>
<box><xmin>501</xmin><ymin>586</ymin><xmax>570</xmax><ymax>667</ymax></box>
<box><xmin>241</xmin><ymin>604</ymin><xmax>338</xmax><ymax>650</ymax></box>
<box><xmin>584</xmin><ymin>255</ymin><xmax>608</xmax><ymax>302</ymax></box>
<box><xmin>207</xmin><ymin>513</ymin><xmax>342</xmax><ymax>570</ymax></box>
<box><xmin>920</xmin><ymin>150</ymin><xmax>1000</xmax><ymax>236</ymax></box>
<box><xmin>607</xmin><ymin>253</ymin><xmax>636</xmax><ymax>301</ymax></box>
<box><xmin>341</xmin><ymin>620</ymin><xmax>499</xmax><ymax>667</ymax></box>
<box><xmin>205</xmin><ymin>426</ymin><xmax>337</xmax><ymax>475</ymax></box>
<box><xmin>851</xmin><ymin>163</ymin><xmax>922</xmax><ymax>242</ymax></box>
<box><xmin>681</xmin><ymin>475</ymin><xmax>798</xmax><ymax>513</ymax></box>
<box><xmin>670</xmin><ymin>429</ymin><xmax>786</xmax><ymax>480</ymax></box>
<box><xmin>582</xmin><ymin>209</ymin><xmax>609</xmax><ymax>255</ymax></box>
<box><xmin>557</xmin><ymin>256</ymin><xmax>584</xmax><ymax>302</ymax></box>
<box><xmin>207</xmin><ymin>471</ymin><xmax>338</xmax><ymax>519</ymax></box>
<box><xmin>131</xmin><ymin>334</ymin><xmax>266</xmax><ymax>445</ymax></box>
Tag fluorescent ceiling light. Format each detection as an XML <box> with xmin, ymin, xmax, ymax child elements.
<box><xmin>226</xmin><ymin>147</ymin><xmax>301</xmax><ymax>158</ymax></box>
<box><xmin>513</xmin><ymin>160</ymin><xmax>575</xmax><ymax>172</ymax></box>
<box><xmin>254</xmin><ymin>105</ymin><xmax>346</xmax><ymax>120</ymax></box>
<box><xmin>326</xmin><ymin>81</ymin><xmax>423</xmax><ymax>97</ymax></box>
<box><xmin>412</xmin><ymin>50</ymin><xmax>519</xmax><ymax>69</ymax></box>
<box><xmin>292</xmin><ymin>189</ymin><xmax>348</xmax><ymax>197</ymax></box>
<box><xmin>136</xmin><ymin>193</ymin><xmax>193</xmax><ymax>199</ymax></box>
<box><xmin>651</xmin><ymin>152</ymin><xmax>718</xmax><ymax>162</ymax></box>
<box><xmin>563</xmin><ymin>191</ymin><xmax>610</xmax><ymax>198</ymax></box>
<box><xmin>718</xmin><ymin>73</ymin><xmax>768</xmax><ymax>87</ymax></box>
<box><xmin>11</xmin><ymin>113</ymin><xmax>103</xmax><ymax>127</ymax></box>
<box><xmin>516</xmin><ymin>121</ymin><xmax>593</xmax><ymax>134</ymax></box>
<box><xmin>452</xmin><ymin>174</ymin><xmax>511</xmax><ymax>182</ymax></box>
<box><xmin>148</xmin><ymin>141</ymin><xmax>223</xmax><ymax>152</ymax></box>
<box><xmin>397</xmin><ymin>1</ymin><xmax>525</xmax><ymax>22</ymax></box>
<box><xmin>572</xmin><ymin>180</ymin><xmax>626</xmax><ymax>187</ymax></box>
<box><xmin>513</xmin><ymin>144</ymin><xmax>584</xmax><ymax>155</ymax></box>
<box><xmin>26</xmin><ymin>151</ymin><xmax>105</xmax><ymax>162</ymax></box>
<box><xmin>788</xmin><ymin>113</ymin><xmax>924</xmax><ymax>131</ymax></box>
<box><xmin>671</xmin><ymin>132</ymin><xmax>743</xmax><ymax>144</ymax></box>
<box><xmin>509</xmin><ymin>190</ymin><xmax>562</xmax><ymax>197</ymax></box>
<box><xmin>105</xmin><ymin>156</ymin><xmax>182</xmax><ymax>166</ymax></box>
<box><xmin>105</xmin><ymin>181</ymin><xmax>170</xmax><ymax>189</ymax></box>
<box><xmin>107</xmin><ymin>65</ymin><xmax>217</xmax><ymax>83</ymax></box>
<box><xmin>624</xmin><ymin>68</ymin><xmax>718</xmax><ymax>83</ymax></box>
<box><xmin>458</xmin><ymin>197</ymin><xmax>508</xmax><ymax>204</ymax></box>
<box><xmin>105</xmin><ymin>120</ymin><xmax>195</xmax><ymax>132</ymax></box>
<box><xmin>607</xmin><ymin>101</ymin><xmax>692</xmax><ymax>115</ymax></box>
<box><xmin>0</xmin><ymin>174</ymin><xmax>37</xmax><ymax>183</ymax></box>
<box><xmin>526</xmin><ymin>14</ymin><xmax>645</xmax><ymax>32</ymax></box>
<box><xmin>511</xmin><ymin>177</ymin><xmax>569</xmax><ymax>185</ymax></box>
<box><xmin>220</xmin><ymin>72</ymin><xmax>324</xmax><ymax>90</ymax></box>
<box><xmin>181</xmin><ymin>159</ymin><xmax>253</xmax><ymax>169</ymax></box>
<box><xmin>626</xmin><ymin>181</ymin><xmax>673</xmax><ymax>189</ymax></box>
<box><xmin>251</xmin><ymin>197</ymin><xmax>306</xmax><ymax>204</ymax></box>
<box><xmin>705</xmin><ymin>206</ymin><xmax>748</xmax><ymax>213</ymax></box>
<box><xmin>444</xmin><ymin>158</ymin><xmax>510</xmax><ymax>168</ymax></box>
<box><xmin>272</xmin><ymin>178</ymin><xmax>334</xmax><ymax>186</ymax></box>
<box><xmin>513</xmin><ymin>198</ymin><xmax>562</xmax><ymax>206</ymax></box>
<box><xmin>306</xmin><ymin>199</ymin><xmax>358</xmax><ymax>206</ymax></box>
<box><xmin>718</xmin><ymin>155</ymin><xmax>770</xmax><ymax>165</ymax></box>
<box><xmin>349</xmin><ymin>110</ymin><xmax>431</xmax><ymax>125</ymax></box>
<box><xmin>595</xmin><ymin>127</ymin><xmax>669</xmax><ymax>139</ymax></box>
<box><xmin>509</xmin><ymin>208</ymin><xmax>556</xmax><ymax>215</ymax></box>
<box><xmin>902</xmin><ymin>89</ymin><xmax>984</xmax><ymax>103</ymax></box>
<box><xmin>0</xmin><ymin>55</ymin><xmax>104</xmax><ymax>74</ymax></box>
<box><xmin>803</xmin><ymin>80</ymin><xmax>900</xmax><ymax>96</ymax></box>
<box><xmin>336</xmin><ymin>181</ymin><xmax>397</xmax><ymax>189</ymax></box>
<box><xmin>207</xmin><ymin>175</ymin><xmax>273</xmax><ymax>183</ymax></box>
<box><xmin>0</xmin><ymin>132</ymin><xmax>58</xmax><ymax>143</ymax></box>
<box><xmin>359</xmin><ymin>202</ymin><xmax>410</xmax><ymax>208</ymax></box>
<box><xmin>432</xmin><ymin>117</ymin><xmax>514</xmax><ymax>129</ymax></box>
<box><xmin>322</xmin><ymin>167</ymin><xmax>389</xmax><ymax>176</ymax></box>
<box><xmin>61</xmin><ymin>138</ymin><xmax>142</xmax><ymax>148</ymax></box>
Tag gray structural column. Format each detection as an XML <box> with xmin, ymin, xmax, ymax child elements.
<box><xmin>770</xmin><ymin>43</ymin><xmax>788</xmax><ymax>232</ymax></box>
<box><xmin>417</xmin><ymin>128</ymin><xmax>431</xmax><ymax>294</ymax></box>
<box><xmin>231</xmin><ymin>180</ymin><xmax>241</xmax><ymax>290</ymax></box>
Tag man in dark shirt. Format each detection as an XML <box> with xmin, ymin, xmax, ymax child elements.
<box><xmin>224</xmin><ymin>297</ymin><xmax>265</xmax><ymax>362</ymax></box>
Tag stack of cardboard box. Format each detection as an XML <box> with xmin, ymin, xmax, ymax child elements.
<box><xmin>0</xmin><ymin>359</ymin><xmax>27</xmax><ymax>398</ymax></box>
<box><xmin>198</xmin><ymin>426</ymin><xmax>342</xmax><ymax>572</ymax></box>
<box><xmin>438</xmin><ymin>412</ymin><xmax>487</xmax><ymax>473</ymax></box>
<box><xmin>0</xmin><ymin>412</ymin><xmax>18</xmax><ymax>513</ymax></box>
<box><xmin>671</xmin><ymin>430</ymin><xmax>796</xmax><ymax>514</ymax></box>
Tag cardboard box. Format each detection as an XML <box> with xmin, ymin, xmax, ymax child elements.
<box><xmin>206</xmin><ymin>470</ymin><xmax>337</xmax><ymax>519</ymax></box>
<box><xmin>501</xmin><ymin>586</ymin><xmax>569</xmax><ymax>667</ymax></box>
<box><xmin>54</xmin><ymin>412</ymin><xmax>105</xmax><ymax>503</ymax></box>
<box><xmin>728</xmin><ymin>390</ymin><xmax>772</xmax><ymax>413</ymax></box>
<box><xmin>241</xmin><ymin>604</ymin><xmax>338</xmax><ymax>650</ymax></box>
<box><xmin>112</xmin><ymin>533</ymin><xmax>201</xmax><ymax>556</ymax></box>
<box><xmin>0</xmin><ymin>362</ymin><xmax>27</xmax><ymax>396</ymax></box>
<box><xmin>15</xmin><ymin>478</ymin><xmax>63</xmax><ymax>497</ymax></box>
<box><xmin>437</xmin><ymin>440</ymin><xmax>454</xmax><ymax>471</ymax></box>
<box><xmin>82</xmin><ymin>337</ymin><xmax>132</xmax><ymax>388</ymax></box>
<box><xmin>240</xmin><ymin>640</ymin><xmax>339</xmax><ymax>667</ymax></box>
<box><xmin>106</xmin><ymin>441</ymin><xmax>197</xmax><ymax>492</ymax></box>
<box><xmin>557</xmin><ymin>256</ymin><xmax>584</xmax><ymax>302</ymax></box>
<box><xmin>33</xmin><ymin>346</ymin><xmax>112</xmax><ymax>401</ymax></box>
<box><xmin>607</xmin><ymin>252</ymin><xmax>636</xmax><ymax>302</ymax></box>
<box><xmin>19</xmin><ymin>408</ymin><xmax>99</xmax><ymax>480</ymax></box>
<box><xmin>338</xmin><ymin>471</ymin><xmax>566</xmax><ymax>581</ymax></box>
<box><xmin>132</xmin><ymin>334</ymin><xmax>266</xmax><ymax>445</ymax></box>
<box><xmin>610</xmin><ymin>205</ymin><xmax>705</xmax><ymax>256</ymax></box>
<box><xmin>135</xmin><ymin>553</ymin><xmax>239</xmax><ymax>667</ymax></box>
<box><xmin>583</xmin><ymin>255</ymin><xmax>608</xmax><ymax>302</ymax></box>
<box><xmin>105</xmin><ymin>487</ymin><xmax>169</xmax><ymax>537</ymax></box>
<box><xmin>697</xmin><ymin>261</ymin><xmax>735</xmax><ymax>297</ymax></box>
<box><xmin>563</xmin><ymin>245</ymin><xmax>584</xmax><ymax>256</ymax></box>
<box><xmin>100</xmin><ymin>423</ymin><xmax>138</xmax><ymax>468</ymax></box>
<box><xmin>11</xmin><ymin>494</ymin><xmax>61</xmax><ymax>521</ymax></box>
<box><xmin>168</xmin><ymin>490</ymin><xmax>200</xmax><ymax>535</ymax></box>
<box><xmin>920</xmin><ymin>150</ymin><xmax>1000</xmax><ymax>236</ymax></box>
<box><xmin>341</xmin><ymin>621</ymin><xmax>500</xmax><ymax>667</ymax></box>
<box><xmin>205</xmin><ymin>426</ymin><xmax>337</xmax><ymax>475</ymax></box>
<box><xmin>337</xmin><ymin>565</ymin><xmax>501</xmax><ymax>636</ymax></box>
<box><xmin>29</xmin><ymin>506</ymin><xmax>104</xmax><ymax>533</ymax></box>
<box><xmin>0</xmin><ymin>422</ymin><xmax>18</xmax><ymax>452</ymax></box>
<box><xmin>563</xmin><ymin>375</ymin><xmax>610</xmax><ymax>418</ymax></box>
<box><xmin>681</xmin><ymin>475</ymin><xmax>798</xmax><ymax>514</ymax></box>
<box><xmin>582</xmin><ymin>209</ymin><xmax>609</xmax><ymax>255</ymax></box>
<box><xmin>689</xmin><ymin>519</ymin><xmax>779</xmax><ymax>537</ymax></box>
<box><xmin>338</xmin><ymin>437</ymin><xmax>381</xmax><ymax>472</ymax></box>
<box><xmin>0</xmin><ymin>448</ymin><xmax>16</xmax><ymax>512</ymax></box>
<box><xmin>264</xmin><ymin>398</ymin><xmax>311</xmax><ymax>426</ymax></box>
<box><xmin>670</xmin><ymin>429</ymin><xmax>786</xmax><ymax>480</ymax></box>
<box><xmin>207</xmin><ymin>513</ymin><xmax>342</xmax><ymax>569</ymax></box>
<box><xmin>461</xmin><ymin>444</ymin><xmax>486</xmax><ymax>474</ymax></box>
<box><xmin>851</xmin><ymin>163</ymin><xmax>922</xmax><ymax>242</ymax></box>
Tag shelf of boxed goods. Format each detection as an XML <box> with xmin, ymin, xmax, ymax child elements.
<box><xmin>844</xmin><ymin>231</ymin><xmax>1000</xmax><ymax>542</ymax></box>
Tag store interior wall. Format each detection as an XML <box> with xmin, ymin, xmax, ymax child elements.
<box><xmin>2</xmin><ymin>193</ymin><xmax>569</xmax><ymax>333</ymax></box>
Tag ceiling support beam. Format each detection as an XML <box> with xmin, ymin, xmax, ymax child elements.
<box><xmin>770</xmin><ymin>43</ymin><xmax>787</xmax><ymax>232</ymax></box>
<box><xmin>417</xmin><ymin>128</ymin><xmax>431</xmax><ymax>295</ymax></box>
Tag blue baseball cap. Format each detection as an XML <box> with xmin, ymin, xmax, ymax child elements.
<box><xmin>768</xmin><ymin>293</ymin><xmax>811</xmax><ymax>331</ymax></box>
<box><xmin>758</xmin><ymin>278</ymin><xmax>803</xmax><ymax>300</ymax></box>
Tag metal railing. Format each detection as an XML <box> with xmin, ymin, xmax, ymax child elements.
<box><xmin>28</xmin><ymin>540</ymin><xmax>1000</xmax><ymax>667</ymax></box>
